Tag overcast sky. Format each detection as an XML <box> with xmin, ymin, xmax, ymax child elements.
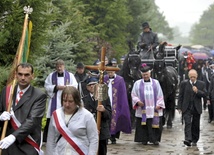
<box><xmin>155</xmin><ymin>0</ymin><xmax>214</xmax><ymax>36</ymax></box>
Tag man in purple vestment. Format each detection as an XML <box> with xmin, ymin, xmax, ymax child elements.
<box><xmin>104</xmin><ymin>62</ymin><xmax>131</xmax><ymax>144</ymax></box>
<box><xmin>131</xmin><ymin>63</ymin><xmax>165</xmax><ymax>145</ymax></box>
<box><xmin>43</xmin><ymin>59</ymin><xmax>78</xmax><ymax>143</ymax></box>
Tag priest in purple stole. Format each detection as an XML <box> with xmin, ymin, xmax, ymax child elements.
<box><xmin>43</xmin><ymin>59</ymin><xmax>78</xmax><ymax>142</ymax></box>
<box><xmin>131</xmin><ymin>63</ymin><xmax>165</xmax><ymax>145</ymax></box>
<box><xmin>104</xmin><ymin>63</ymin><xmax>131</xmax><ymax>144</ymax></box>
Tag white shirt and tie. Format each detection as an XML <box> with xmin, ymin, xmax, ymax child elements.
<box><xmin>15</xmin><ymin>85</ymin><xmax>30</xmax><ymax>105</ymax></box>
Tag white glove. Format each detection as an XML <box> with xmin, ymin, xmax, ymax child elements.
<box><xmin>0</xmin><ymin>111</ymin><xmax>11</xmax><ymax>121</ymax></box>
<box><xmin>0</xmin><ymin>134</ymin><xmax>16</xmax><ymax>149</ymax></box>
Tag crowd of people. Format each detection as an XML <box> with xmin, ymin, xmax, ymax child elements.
<box><xmin>181</xmin><ymin>55</ymin><xmax>214</xmax><ymax>125</ymax></box>
<box><xmin>0</xmin><ymin>56</ymin><xmax>130</xmax><ymax>155</ymax></box>
<box><xmin>0</xmin><ymin>21</ymin><xmax>213</xmax><ymax>155</ymax></box>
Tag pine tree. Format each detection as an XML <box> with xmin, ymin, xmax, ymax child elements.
<box><xmin>189</xmin><ymin>3</ymin><xmax>214</xmax><ymax>47</ymax></box>
<box><xmin>76</xmin><ymin>0</ymin><xmax>132</xmax><ymax>59</ymax></box>
<box><xmin>52</xmin><ymin>0</ymin><xmax>97</xmax><ymax>64</ymax></box>
<box><xmin>34</xmin><ymin>1</ymin><xmax>79</xmax><ymax>86</ymax></box>
<box><xmin>0</xmin><ymin>2</ymin><xmax>24</xmax><ymax>65</ymax></box>
<box><xmin>0</xmin><ymin>0</ymin><xmax>52</xmax><ymax>66</ymax></box>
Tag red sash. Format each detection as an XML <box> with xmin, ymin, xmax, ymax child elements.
<box><xmin>53</xmin><ymin>109</ymin><xmax>88</xmax><ymax>155</ymax></box>
<box><xmin>5</xmin><ymin>86</ymin><xmax>43</xmax><ymax>155</ymax></box>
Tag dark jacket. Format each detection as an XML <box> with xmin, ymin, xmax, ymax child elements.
<box><xmin>82</xmin><ymin>94</ymin><xmax>111</xmax><ymax>140</ymax></box>
<box><xmin>74</xmin><ymin>72</ymin><xmax>88</xmax><ymax>97</ymax></box>
<box><xmin>0</xmin><ymin>85</ymin><xmax>47</xmax><ymax>155</ymax></box>
<box><xmin>177</xmin><ymin>80</ymin><xmax>207</xmax><ymax>114</ymax></box>
<box><xmin>208</xmin><ymin>74</ymin><xmax>214</xmax><ymax>101</ymax></box>
<box><xmin>138</xmin><ymin>31</ymin><xmax>159</xmax><ymax>50</ymax></box>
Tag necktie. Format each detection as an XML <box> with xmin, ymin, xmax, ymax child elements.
<box><xmin>16</xmin><ymin>91</ymin><xmax>23</xmax><ymax>105</ymax></box>
<box><xmin>92</xmin><ymin>96</ymin><xmax>95</xmax><ymax>101</ymax></box>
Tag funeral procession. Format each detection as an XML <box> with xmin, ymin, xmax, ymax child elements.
<box><xmin>1</xmin><ymin>1</ymin><xmax>214</xmax><ymax>155</ymax></box>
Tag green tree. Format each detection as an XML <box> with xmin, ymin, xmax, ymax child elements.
<box><xmin>126</xmin><ymin>0</ymin><xmax>173</xmax><ymax>44</ymax></box>
<box><xmin>189</xmin><ymin>3</ymin><xmax>214</xmax><ymax>47</ymax></box>
<box><xmin>35</xmin><ymin>20</ymin><xmax>78</xmax><ymax>86</ymax></box>
<box><xmin>0</xmin><ymin>0</ymin><xmax>51</xmax><ymax>66</ymax></box>
<box><xmin>0</xmin><ymin>0</ymin><xmax>175</xmax><ymax>85</ymax></box>
<box><xmin>153</xmin><ymin>2</ymin><xmax>173</xmax><ymax>40</ymax></box>
<box><xmin>0</xmin><ymin>65</ymin><xmax>10</xmax><ymax>92</ymax></box>
<box><xmin>126</xmin><ymin>0</ymin><xmax>151</xmax><ymax>43</ymax></box>
<box><xmin>0</xmin><ymin>2</ymin><xmax>26</xmax><ymax>65</ymax></box>
<box><xmin>51</xmin><ymin>0</ymin><xmax>97</xmax><ymax>64</ymax></box>
<box><xmin>77</xmin><ymin>0</ymin><xmax>132</xmax><ymax>60</ymax></box>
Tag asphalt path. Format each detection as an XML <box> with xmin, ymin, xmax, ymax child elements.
<box><xmin>42</xmin><ymin>109</ymin><xmax>214</xmax><ymax>155</ymax></box>
<box><xmin>107</xmin><ymin>110</ymin><xmax>214</xmax><ymax>155</ymax></box>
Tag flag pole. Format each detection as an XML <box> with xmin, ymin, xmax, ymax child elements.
<box><xmin>0</xmin><ymin>6</ymin><xmax>33</xmax><ymax>154</ymax></box>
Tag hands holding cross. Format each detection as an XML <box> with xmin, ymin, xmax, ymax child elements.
<box><xmin>84</xmin><ymin>47</ymin><xmax>120</xmax><ymax>131</ymax></box>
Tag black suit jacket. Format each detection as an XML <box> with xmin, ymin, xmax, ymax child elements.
<box><xmin>208</xmin><ymin>74</ymin><xmax>214</xmax><ymax>101</ymax></box>
<box><xmin>177</xmin><ymin>80</ymin><xmax>207</xmax><ymax>114</ymax></box>
<box><xmin>0</xmin><ymin>85</ymin><xmax>47</xmax><ymax>155</ymax></box>
<box><xmin>82</xmin><ymin>94</ymin><xmax>111</xmax><ymax>140</ymax></box>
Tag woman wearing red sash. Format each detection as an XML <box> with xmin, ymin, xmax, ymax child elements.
<box><xmin>46</xmin><ymin>86</ymin><xmax>98</xmax><ymax>155</ymax></box>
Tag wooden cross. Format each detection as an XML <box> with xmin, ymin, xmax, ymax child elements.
<box><xmin>85</xmin><ymin>47</ymin><xmax>120</xmax><ymax>131</ymax></box>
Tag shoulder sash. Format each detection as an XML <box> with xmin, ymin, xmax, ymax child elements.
<box><xmin>6</xmin><ymin>86</ymin><xmax>43</xmax><ymax>155</ymax></box>
<box><xmin>52</xmin><ymin>110</ymin><xmax>88</xmax><ymax>155</ymax></box>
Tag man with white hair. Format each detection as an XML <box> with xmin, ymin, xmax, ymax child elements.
<box><xmin>177</xmin><ymin>69</ymin><xmax>207</xmax><ymax>146</ymax></box>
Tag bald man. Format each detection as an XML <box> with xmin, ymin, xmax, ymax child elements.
<box><xmin>177</xmin><ymin>69</ymin><xmax>207</xmax><ymax>147</ymax></box>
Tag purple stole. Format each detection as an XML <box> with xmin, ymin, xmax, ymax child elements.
<box><xmin>50</xmin><ymin>71</ymin><xmax>70</xmax><ymax>116</ymax></box>
<box><xmin>140</xmin><ymin>79</ymin><xmax>159</xmax><ymax>128</ymax></box>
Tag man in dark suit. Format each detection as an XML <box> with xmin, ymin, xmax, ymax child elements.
<box><xmin>82</xmin><ymin>77</ymin><xmax>111</xmax><ymax>155</ymax></box>
<box><xmin>0</xmin><ymin>63</ymin><xmax>47</xmax><ymax>155</ymax></box>
<box><xmin>206</xmin><ymin>62</ymin><xmax>214</xmax><ymax>118</ymax></box>
<box><xmin>177</xmin><ymin>69</ymin><xmax>207</xmax><ymax>147</ymax></box>
<box><xmin>74</xmin><ymin>62</ymin><xmax>89</xmax><ymax>98</ymax></box>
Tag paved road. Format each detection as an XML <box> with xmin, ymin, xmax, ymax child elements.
<box><xmin>42</xmin><ymin>110</ymin><xmax>214</xmax><ymax>155</ymax></box>
<box><xmin>107</xmin><ymin>110</ymin><xmax>214</xmax><ymax>155</ymax></box>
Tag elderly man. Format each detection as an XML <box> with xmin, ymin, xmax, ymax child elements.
<box><xmin>177</xmin><ymin>69</ymin><xmax>207</xmax><ymax>146</ymax></box>
<box><xmin>131</xmin><ymin>63</ymin><xmax>165</xmax><ymax>145</ymax></box>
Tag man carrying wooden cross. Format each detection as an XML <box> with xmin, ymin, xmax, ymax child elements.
<box><xmin>84</xmin><ymin>47</ymin><xmax>126</xmax><ymax>154</ymax></box>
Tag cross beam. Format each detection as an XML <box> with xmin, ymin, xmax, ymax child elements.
<box><xmin>85</xmin><ymin>47</ymin><xmax>119</xmax><ymax>131</ymax></box>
